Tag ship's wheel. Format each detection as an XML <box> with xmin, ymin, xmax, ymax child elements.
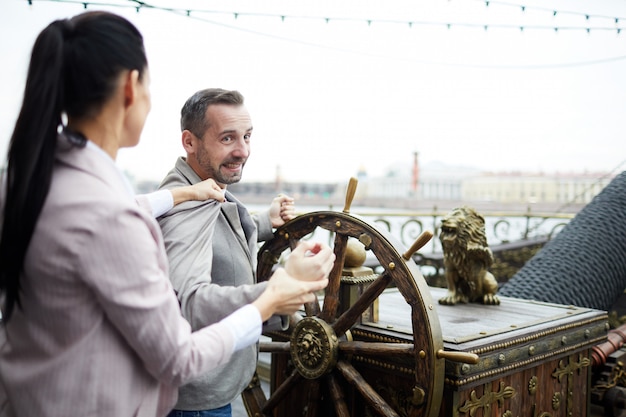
<box><xmin>243</xmin><ymin>178</ymin><xmax>477</xmax><ymax>417</ymax></box>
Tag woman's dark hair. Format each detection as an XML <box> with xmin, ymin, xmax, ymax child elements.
<box><xmin>0</xmin><ymin>11</ymin><xmax>147</xmax><ymax>321</ymax></box>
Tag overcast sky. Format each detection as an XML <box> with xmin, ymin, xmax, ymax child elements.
<box><xmin>1</xmin><ymin>0</ymin><xmax>625</xmax><ymax>185</ymax></box>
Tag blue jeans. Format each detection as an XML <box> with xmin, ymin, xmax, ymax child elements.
<box><xmin>167</xmin><ymin>404</ymin><xmax>231</xmax><ymax>417</ymax></box>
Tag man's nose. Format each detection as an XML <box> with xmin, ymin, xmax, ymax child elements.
<box><xmin>232</xmin><ymin>137</ymin><xmax>250</xmax><ymax>157</ymax></box>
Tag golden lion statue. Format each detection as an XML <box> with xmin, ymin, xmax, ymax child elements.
<box><xmin>438</xmin><ymin>206</ymin><xmax>500</xmax><ymax>305</ymax></box>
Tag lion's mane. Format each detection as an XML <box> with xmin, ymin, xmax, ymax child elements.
<box><xmin>440</xmin><ymin>206</ymin><xmax>493</xmax><ymax>270</ymax></box>
<box><xmin>438</xmin><ymin>206</ymin><xmax>499</xmax><ymax>305</ymax></box>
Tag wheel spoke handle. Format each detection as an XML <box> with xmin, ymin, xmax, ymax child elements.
<box><xmin>437</xmin><ymin>349</ymin><xmax>479</xmax><ymax>364</ymax></box>
<box><xmin>402</xmin><ymin>230</ymin><xmax>434</xmax><ymax>260</ymax></box>
<box><xmin>259</xmin><ymin>341</ymin><xmax>290</xmax><ymax>353</ymax></box>
<box><xmin>339</xmin><ymin>341</ymin><xmax>415</xmax><ymax>356</ymax></box>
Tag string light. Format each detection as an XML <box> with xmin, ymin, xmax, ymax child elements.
<box><xmin>20</xmin><ymin>0</ymin><xmax>626</xmax><ymax>70</ymax></box>
<box><xmin>22</xmin><ymin>0</ymin><xmax>626</xmax><ymax>35</ymax></box>
<box><xmin>479</xmin><ymin>0</ymin><xmax>623</xmax><ymax>24</ymax></box>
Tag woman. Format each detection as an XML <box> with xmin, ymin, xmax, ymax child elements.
<box><xmin>0</xmin><ymin>11</ymin><xmax>333</xmax><ymax>416</ymax></box>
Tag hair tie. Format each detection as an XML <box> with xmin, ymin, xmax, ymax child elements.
<box><xmin>63</xmin><ymin>128</ymin><xmax>88</xmax><ymax>147</ymax></box>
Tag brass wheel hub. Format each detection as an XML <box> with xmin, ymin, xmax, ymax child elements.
<box><xmin>289</xmin><ymin>316</ymin><xmax>338</xmax><ymax>379</ymax></box>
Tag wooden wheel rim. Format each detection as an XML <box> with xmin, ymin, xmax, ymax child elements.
<box><xmin>257</xmin><ymin>210</ymin><xmax>445</xmax><ymax>417</ymax></box>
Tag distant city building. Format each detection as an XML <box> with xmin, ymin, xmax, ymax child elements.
<box><xmin>363</xmin><ymin>160</ymin><xmax>477</xmax><ymax>201</ymax></box>
<box><xmin>461</xmin><ymin>172</ymin><xmax>614</xmax><ymax>205</ymax></box>
<box><xmin>123</xmin><ymin>158</ymin><xmax>617</xmax><ymax>208</ymax></box>
<box><xmin>360</xmin><ymin>165</ymin><xmax>614</xmax><ymax>206</ymax></box>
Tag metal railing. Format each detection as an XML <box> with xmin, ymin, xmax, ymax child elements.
<box><xmin>290</xmin><ymin>206</ymin><xmax>574</xmax><ymax>255</ymax></box>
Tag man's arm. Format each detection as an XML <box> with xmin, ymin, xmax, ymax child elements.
<box><xmin>158</xmin><ymin>202</ymin><xmax>266</xmax><ymax>330</ymax></box>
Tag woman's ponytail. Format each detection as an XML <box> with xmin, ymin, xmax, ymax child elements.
<box><xmin>0</xmin><ymin>20</ymin><xmax>67</xmax><ymax>321</ymax></box>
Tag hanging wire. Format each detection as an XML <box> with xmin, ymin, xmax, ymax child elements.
<box><xmin>22</xmin><ymin>0</ymin><xmax>626</xmax><ymax>70</ymax></box>
<box><xmin>476</xmin><ymin>0</ymin><xmax>625</xmax><ymax>24</ymax></box>
<box><xmin>23</xmin><ymin>0</ymin><xmax>626</xmax><ymax>34</ymax></box>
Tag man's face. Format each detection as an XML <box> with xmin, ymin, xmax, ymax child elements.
<box><xmin>193</xmin><ymin>103</ymin><xmax>252</xmax><ymax>187</ymax></box>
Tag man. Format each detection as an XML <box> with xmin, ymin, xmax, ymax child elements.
<box><xmin>157</xmin><ymin>88</ymin><xmax>299</xmax><ymax>417</ymax></box>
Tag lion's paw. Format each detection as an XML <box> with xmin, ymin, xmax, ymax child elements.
<box><xmin>439</xmin><ymin>292</ymin><xmax>468</xmax><ymax>305</ymax></box>
<box><xmin>482</xmin><ymin>294</ymin><xmax>501</xmax><ymax>305</ymax></box>
<box><xmin>438</xmin><ymin>296</ymin><xmax>456</xmax><ymax>305</ymax></box>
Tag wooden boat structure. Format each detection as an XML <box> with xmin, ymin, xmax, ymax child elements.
<box><xmin>241</xmin><ymin>177</ymin><xmax>626</xmax><ymax>417</ymax></box>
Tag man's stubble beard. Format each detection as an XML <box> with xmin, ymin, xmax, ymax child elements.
<box><xmin>196</xmin><ymin>147</ymin><xmax>245</xmax><ymax>186</ymax></box>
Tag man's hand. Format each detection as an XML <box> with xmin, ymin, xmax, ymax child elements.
<box><xmin>269</xmin><ymin>194</ymin><xmax>296</xmax><ymax>228</ymax></box>
<box><xmin>284</xmin><ymin>241</ymin><xmax>336</xmax><ymax>282</ymax></box>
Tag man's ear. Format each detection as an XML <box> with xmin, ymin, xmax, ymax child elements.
<box><xmin>123</xmin><ymin>69</ymin><xmax>140</xmax><ymax>108</ymax></box>
<box><xmin>182</xmin><ymin>130</ymin><xmax>195</xmax><ymax>154</ymax></box>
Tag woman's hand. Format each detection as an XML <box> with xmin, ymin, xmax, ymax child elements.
<box><xmin>253</xmin><ymin>268</ymin><xmax>329</xmax><ymax>320</ymax></box>
<box><xmin>253</xmin><ymin>242</ymin><xmax>335</xmax><ymax>319</ymax></box>
<box><xmin>171</xmin><ymin>178</ymin><xmax>225</xmax><ymax>205</ymax></box>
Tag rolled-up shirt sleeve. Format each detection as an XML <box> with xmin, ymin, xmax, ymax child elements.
<box><xmin>136</xmin><ymin>190</ymin><xmax>174</xmax><ymax>218</ymax></box>
<box><xmin>224</xmin><ymin>304</ymin><xmax>263</xmax><ymax>352</ymax></box>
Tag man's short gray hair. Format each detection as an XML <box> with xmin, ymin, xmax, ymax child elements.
<box><xmin>180</xmin><ymin>88</ymin><xmax>245</xmax><ymax>137</ymax></box>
